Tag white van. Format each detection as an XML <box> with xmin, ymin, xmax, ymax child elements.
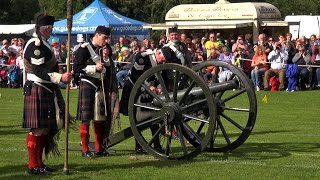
<box><xmin>285</xmin><ymin>15</ymin><xmax>320</xmax><ymax>39</ymax></box>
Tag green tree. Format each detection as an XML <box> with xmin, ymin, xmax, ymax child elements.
<box><xmin>0</xmin><ymin>0</ymin><xmax>39</xmax><ymax>24</ymax></box>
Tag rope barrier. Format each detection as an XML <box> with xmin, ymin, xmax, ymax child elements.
<box><xmin>238</xmin><ymin>57</ymin><xmax>320</xmax><ymax>68</ymax></box>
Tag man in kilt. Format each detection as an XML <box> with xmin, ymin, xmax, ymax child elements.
<box><xmin>163</xmin><ymin>26</ymin><xmax>193</xmax><ymax>68</ymax></box>
<box><xmin>23</xmin><ymin>14</ymin><xmax>72</xmax><ymax>175</ymax></box>
<box><xmin>119</xmin><ymin>46</ymin><xmax>179</xmax><ymax>153</ymax></box>
<box><xmin>73</xmin><ymin>26</ymin><xmax>117</xmax><ymax>158</ymax></box>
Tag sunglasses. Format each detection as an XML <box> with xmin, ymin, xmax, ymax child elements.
<box><xmin>238</xmin><ymin>39</ymin><xmax>243</xmax><ymax>40</ymax></box>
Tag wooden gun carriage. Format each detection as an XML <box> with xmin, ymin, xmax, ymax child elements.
<box><xmin>105</xmin><ymin>61</ymin><xmax>257</xmax><ymax>160</ymax></box>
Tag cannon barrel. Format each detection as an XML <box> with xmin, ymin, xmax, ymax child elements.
<box><xmin>153</xmin><ymin>79</ymin><xmax>238</xmax><ymax>106</ymax></box>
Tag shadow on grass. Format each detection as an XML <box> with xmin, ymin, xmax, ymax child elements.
<box><xmin>0</xmin><ymin>164</ymin><xmax>56</xmax><ymax>179</ymax></box>
<box><xmin>0</xmin><ymin>128</ymin><xmax>27</xmax><ymax>136</ymax></box>
<box><xmin>201</xmin><ymin>142</ymin><xmax>320</xmax><ymax>160</ymax></box>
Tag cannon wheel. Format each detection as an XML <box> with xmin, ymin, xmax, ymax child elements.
<box><xmin>191</xmin><ymin>60</ymin><xmax>257</xmax><ymax>152</ymax></box>
<box><xmin>129</xmin><ymin>63</ymin><xmax>217</xmax><ymax>160</ymax></box>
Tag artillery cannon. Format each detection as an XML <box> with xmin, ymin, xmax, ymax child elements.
<box><xmin>106</xmin><ymin>61</ymin><xmax>257</xmax><ymax>160</ymax></box>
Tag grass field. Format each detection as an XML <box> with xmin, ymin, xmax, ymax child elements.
<box><xmin>0</xmin><ymin>87</ymin><xmax>319</xmax><ymax>180</ymax></box>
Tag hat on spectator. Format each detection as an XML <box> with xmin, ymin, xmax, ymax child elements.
<box><xmin>95</xmin><ymin>26</ymin><xmax>111</xmax><ymax>36</ymax></box>
<box><xmin>36</xmin><ymin>13</ymin><xmax>55</xmax><ymax>27</ymax></box>
<box><xmin>77</xmin><ymin>34</ymin><xmax>84</xmax><ymax>43</ymax></box>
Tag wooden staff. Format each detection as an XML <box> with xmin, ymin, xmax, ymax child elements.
<box><xmin>64</xmin><ymin>0</ymin><xmax>73</xmax><ymax>175</ymax></box>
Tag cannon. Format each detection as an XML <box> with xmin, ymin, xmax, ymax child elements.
<box><xmin>106</xmin><ymin>61</ymin><xmax>257</xmax><ymax>160</ymax></box>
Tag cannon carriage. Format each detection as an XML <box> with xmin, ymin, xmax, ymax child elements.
<box><xmin>106</xmin><ymin>60</ymin><xmax>257</xmax><ymax>160</ymax></box>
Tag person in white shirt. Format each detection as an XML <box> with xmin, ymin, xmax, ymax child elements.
<box><xmin>263</xmin><ymin>42</ymin><xmax>288</xmax><ymax>91</ymax></box>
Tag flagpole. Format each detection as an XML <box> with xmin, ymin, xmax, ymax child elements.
<box><xmin>64</xmin><ymin>0</ymin><xmax>73</xmax><ymax>175</ymax></box>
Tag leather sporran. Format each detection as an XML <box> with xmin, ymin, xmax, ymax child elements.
<box><xmin>94</xmin><ymin>90</ymin><xmax>106</xmax><ymax>121</ymax></box>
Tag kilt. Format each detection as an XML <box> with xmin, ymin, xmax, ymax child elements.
<box><xmin>77</xmin><ymin>78</ymin><xmax>101</xmax><ymax>121</ymax></box>
<box><xmin>22</xmin><ymin>82</ymin><xmax>62</xmax><ymax>129</ymax></box>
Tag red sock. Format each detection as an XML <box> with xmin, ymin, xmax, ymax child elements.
<box><xmin>37</xmin><ymin>135</ymin><xmax>48</xmax><ymax>167</ymax></box>
<box><xmin>80</xmin><ymin>123</ymin><xmax>90</xmax><ymax>153</ymax></box>
<box><xmin>26</xmin><ymin>133</ymin><xmax>39</xmax><ymax>169</ymax></box>
<box><xmin>93</xmin><ymin>122</ymin><xmax>105</xmax><ymax>152</ymax></box>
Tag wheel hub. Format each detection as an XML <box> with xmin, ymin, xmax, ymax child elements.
<box><xmin>160</xmin><ymin>103</ymin><xmax>182</xmax><ymax>123</ymax></box>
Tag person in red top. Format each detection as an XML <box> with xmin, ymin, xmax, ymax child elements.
<box><xmin>251</xmin><ymin>45</ymin><xmax>268</xmax><ymax>91</ymax></box>
<box><xmin>7</xmin><ymin>51</ymin><xmax>16</xmax><ymax>65</ymax></box>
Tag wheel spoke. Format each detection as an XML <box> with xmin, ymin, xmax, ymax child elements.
<box><xmin>148</xmin><ymin>123</ymin><xmax>166</xmax><ymax>146</ymax></box>
<box><xmin>196</xmin><ymin>122</ymin><xmax>206</xmax><ymax>134</ymax></box>
<box><xmin>178</xmin><ymin>80</ymin><xmax>196</xmax><ymax>106</ymax></box>
<box><xmin>221</xmin><ymin>89</ymin><xmax>246</xmax><ymax>103</ymax></box>
<box><xmin>134</xmin><ymin>103</ymin><xmax>161</xmax><ymax>111</ymax></box>
<box><xmin>217</xmin><ymin>117</ymin><xmax>231</xmax><ymax>146</ymax></box>
<box><xmin>141</xmin><ymin>83</ymin><xmax>164</xmax><ymax>106</ymax></box>
<box><xmin>224</xmin><ymin>107</ymin><xmax>250</xmax><ymax>112</ymax></box>
<box><xmin>165</xmin><ymin>125</ymin><xmax>173</xmax><ymax>156</ymax></box>
<box><xmin>175</xmin><ymin>123</ymin><xmax>188</xmax><ymax>155</ymax></box>
<box><xmin>182</xmin><ymin>122</ymin><xmax>202</xmax><ymax>143</ymax></box>
<box><xmin>173</xmin><ymin>70</ymin><xmax>180</xmax><ymax>103</ymax></box>
<box><xmin>136</xmin><ymin>116</ymin><xmax>162</xmax><ymax>128</ymax></box>
<box><xmin>220</xmin><ymin>112</ymin><xmax>245</xmax><ymax>131</ymax></box>
<box><xmin>182</xmin><ymin>114</ymin><xmax>209</xmax><ymax>123</ymax></box>
<box><xmin>156</xmin><ymin>71</ymin><xmax>170</xmax><ymax>101</ymax></box>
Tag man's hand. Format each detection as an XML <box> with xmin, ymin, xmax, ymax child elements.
<box><xmin>61</xmin><ymin>72</ymin><xmax>72</xmax><ymax>83</ymax></box>
<box><xmin>96</xmin><ymin>62</ymin><xmax>104</xmax><ymax>72</ymax></box>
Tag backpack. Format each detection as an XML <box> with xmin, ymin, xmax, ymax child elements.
<box><xmin>8</xmin><ymin>65</ymin><xmax>19</xmax><ymax>83</ymax></box>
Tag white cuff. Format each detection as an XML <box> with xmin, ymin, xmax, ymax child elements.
<box><xmin>84</xmin><ymin>65</ymin><xmax>96</xmax><ymax>75</ymax></box>
<box><xmin>48</xmin><ymin>72</ymin><xmax>62</xmax><ymax>84</ymax></box>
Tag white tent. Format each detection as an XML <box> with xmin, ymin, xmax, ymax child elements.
<box><xmin>0</xmin><ymin>24</ymin><xmax>35</xmax><ymax>35</ymax></box>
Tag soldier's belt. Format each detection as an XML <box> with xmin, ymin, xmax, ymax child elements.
<box><xmin>27</xmin><ymin>73</ymin><xmax>51</xmax><ymax>83</ymax></box>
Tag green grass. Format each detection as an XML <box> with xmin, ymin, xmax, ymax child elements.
<box><xmin>0</xmin><ymin>88</ymin><xmax>319</xmax><ymax>179</ymax></box>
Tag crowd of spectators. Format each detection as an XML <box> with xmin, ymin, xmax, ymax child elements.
<box><xmin>1</xmin><ymin>30</ymin><xmax>320</xmax><ymax>92</ymax></box>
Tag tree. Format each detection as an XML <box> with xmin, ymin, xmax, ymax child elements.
<box><xmin>0</xmin><ymin>0</ymin><xmax>39</xmax><ymax>24</ymax></box>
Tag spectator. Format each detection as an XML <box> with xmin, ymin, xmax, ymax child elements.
<box><xmin>1</xmin><ymin>39</ymin><xmax>10</xmax><ymax>57</ymax></box>
<box><xmin>16</xmin><ymin>49</ymin><xmax>24</xmax><ymax>86</ymax></box>
<box><xmin>7</xmin><ymin>51</ymin><xmax>16</xmax><ymax>65</ymax></box>
<box><xmin>285</xmin><ymin>32</ymin><xmax>296</xmax><ymax>64</ymax></box>
<box><xmin>9</xmin><ymin>38</ymin><xmax>21</xmax><ymax>57</ymax></box>
<box><xmin>263</xmin><ymin>42</ymin><xmax>288</xmax><ymax>91</ymax></box>
<box><xmin>218</xmin><ymin>47</ymin><xmax>233</xmax><ymax>82</ymax></box>
<box><xmin>205</xmin><ymin>33</ymin><xmax>221</xmax><ymax>59</ymax></box>
<box><xmin>17</xmin><ymin>38</ymin><xmax>25</xmax><ymax>49</ymax></box>
<box><xmin>180</xmin><ymin>32</ymin><xmax>187</xmax><ymax>44</ymax></box>
<box><xmin>158</xmin><ymin>34</ymin><xmax>167</xmax><ymax>48</ymax></box>
<box><xmin>232</xmin><ymin>35</ymin><xmax>248</xmax><ymax>53</ymax></box>
<box><xmin>257</xmin><ymin>33</ymin><xmax>272</xmax><ymax>55</ymax></box>
<box><xmin>0</xmin><ymin>50</ymin><xmax>7</xmax><ymax>65</ymax></box>
<box><xmin>116</xmin><ymin>47</ymin><xmax>134</xmax><ymax>88</ymax></box>
<box><xmin>251</xmin><ymin>45</ymin><xmax>268</xmax><ymax>91</ymax></box>
<box><xmin>292</xmin><ymin>45</ymin><xmax>311</xmax><ymax>90</ymax></box>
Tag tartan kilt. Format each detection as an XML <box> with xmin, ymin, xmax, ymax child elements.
<box><xmin>23</xmin><ymin>83</ymin><xmax>62</xmax><ymax>129</ymax></box>
<box><xmin>77</xmin><ymin>78</ymin><xmax>100</xmax><ymax>121</ymax></box>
